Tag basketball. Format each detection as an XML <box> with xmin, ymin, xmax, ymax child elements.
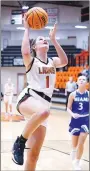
<box><xmin>26</xmin><ymin>7</ymin><xmax>48</xmax><ymax>30</ymax></box>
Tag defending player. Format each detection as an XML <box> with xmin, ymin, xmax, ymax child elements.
<box><xmin>12</xmin><ymin>13</ymin><xmax>68</xmax><ymax>171</ymax></box>
<box><xmin>67</xmin><ymin>74</ymin><xmax>89</xmax><ymax>170</ymax></box>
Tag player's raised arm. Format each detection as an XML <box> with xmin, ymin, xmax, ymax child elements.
<box><xmin>49</xmin><ymin>23</ymin><xmax>68</xmax><ymax>68</ymax></box>
<box><xmin>21</xmin><ymin>14</ymin><xmax>33</xmax><ymax>69</ymax></box>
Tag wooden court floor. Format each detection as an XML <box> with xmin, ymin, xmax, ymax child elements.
<box><xmin>1</xmin><ymin>101</ymin><xmax>89</xmax><ymax>170</ymax></box>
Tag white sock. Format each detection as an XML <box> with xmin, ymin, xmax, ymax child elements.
<box><xmin>71</xmin><ymin>148</ymin><xmax>77</xmax><ymax>160</ymax></box>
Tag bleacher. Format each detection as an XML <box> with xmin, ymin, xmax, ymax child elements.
<box><xmin>76</xmin><ymin>50</ymin><xmax>89</xmax><ymax>66</ymax></box>
<box><xmin>1</xmin><ymin>46</ymin><xmax>22</xmax><ymax>67</ymax></box>
<box><xmin>55</xmin><ymin>66</ymin><xmax>83</xmax><ymax>90</ymax></box>
<box><xmin>1</xmin><ymin>45</ymin><xmax>82</xmax><ymax>67</ymax></box>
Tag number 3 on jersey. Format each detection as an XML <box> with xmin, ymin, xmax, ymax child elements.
<box><xmin>46</xmin><ymin>76</ymin><xmax>49</xmax><ymax>88</ymax></box>
<box><xmin>78</xmin><ymin>102</ymin><xmax>83</xmax><ymax>110</ymax></box>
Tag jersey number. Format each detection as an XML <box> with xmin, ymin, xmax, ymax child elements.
<box><xmin>46</xmin><ymin>76</ymin><xmax>49</xmax><ymax>88</ymax></box>
<box><xmin>78</xmin><ymin>102</ymin><xmax>83</xmax><ymax>110</ymax></box>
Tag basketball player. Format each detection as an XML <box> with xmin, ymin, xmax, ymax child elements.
<box><xmin>12</xmin><ymin>14</ymin><xmax>68</xmax><ymax>171</ymax></box>
<box><xmin>67</xmin><ymin>74</ymin><xmax>89</xmax><ymax>170</ymax></box>
<box><xmin>4</xmin><ymin>78</ymin><xmax>14</xmax><ymax>117</ymax></box>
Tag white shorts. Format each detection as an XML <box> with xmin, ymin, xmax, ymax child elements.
<box><xmin>16</xmin><ymin>87</ymin><xmax>51</xmax><ymax>127</ymax></box>
<box><xmin>4</xmin><ymin>95</ymin><xmax>13</xmax><ymax>105</ymax></box>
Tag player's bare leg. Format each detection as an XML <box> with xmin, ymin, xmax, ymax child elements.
<box><xmin>4</xmin><ymin>101</ymin><xmax>9</xmax><ymax>119</ymax></box>
<box><xmin>24</xmin><ymin>125</ymin><xmax>46</xmax><ymax>171</ymax></box>
<box><xmin>71</xmin><ymin>135</ymin><xmax>79</xmax><ymax>161</ymax></box>
<box><xmin>73</xmin><ymin>133</ymin><xmax>88</xmax><ymax>170</ymax></box>
<box><xmin>76</xmin><ymin>132</ymin><xmax>88</xmax><ymax>159</ymax></box>
<box><xmin>9</xmin><ymin>104</ymin><xmax>12</xmax><ymax>115</ymax></box>
<box><xmin>12</xmin><ymin>97</ymin><xmax>49</xmax><ymax>165</ymax></box>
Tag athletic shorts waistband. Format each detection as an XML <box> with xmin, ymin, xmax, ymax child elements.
<box><xmin>29</xmin><ymin>88</ymin><xmax>51</xmax><ymax>103</ymax></box>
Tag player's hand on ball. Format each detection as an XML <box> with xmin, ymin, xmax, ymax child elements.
<box><xmin>23</xmin><ymin>13</ymin><xmax>29</xmax><ymax>29</ymax></box>
<box><xmin>72</xmin><ymin>113</ymin><xmax>80</xmax><ymax>119</ymax></box>
<box><xmin>49</xmin><ymin>23</ymin><xmax>57</xmax><ymax>43</ymax></box>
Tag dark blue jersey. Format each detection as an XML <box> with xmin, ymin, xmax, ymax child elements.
<box><xmin>71</xmin><ymin>90</ymin><xmax>89</xmax><ymax>115</ymax></box>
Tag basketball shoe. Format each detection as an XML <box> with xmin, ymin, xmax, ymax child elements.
<box><xmin>12</xmin><ymin>136</ymin><xmax>25</xmax><ymax>165</ymax></box>
<box><xmin>72</xmin><ymin>159</ymin><xmax>81</xmax><ymax>170</ymax></box>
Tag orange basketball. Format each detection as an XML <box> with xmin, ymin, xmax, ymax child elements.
<box><xmin>26</xmin><ymin>7</ymin><xmax>48</xmax><ymax>30</ymax></box>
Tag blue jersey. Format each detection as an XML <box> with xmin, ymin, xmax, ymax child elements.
<box><xmin>71</xmin><ymin>90</ymin><xmax>89</xmax><ymax>115</ymax></box>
